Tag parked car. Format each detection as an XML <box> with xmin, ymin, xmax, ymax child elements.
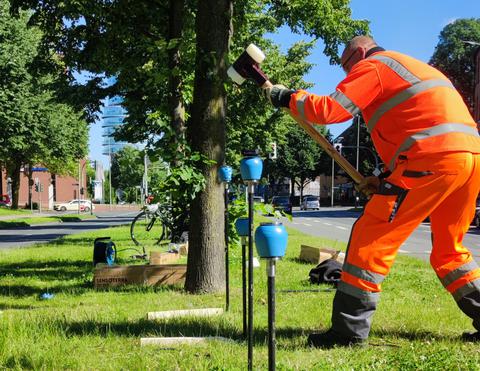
<box><xmin>271</xmin><ymin>195</ymin><xmax>292</xmax><ymax>214</ymax></box>
<box><xmin>253</xmin><ymin>196</ymin><xmax>264</xmax><ymax>203</ymax></box>
<box><xmin>54</xmin><ymin>199</ymin><xmax>95</xmax><ymax>212</ymax></box>
<box><xmin>301</xmin><ymin>196</ymin><xmax>320</xmax><ymax>210</ymax></box>
<box><xmin>0</xmin><ymin>194</ymin><xmax>11</xmax><ymax>207</ymax></box>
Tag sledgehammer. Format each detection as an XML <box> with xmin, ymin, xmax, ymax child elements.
<box><xmin>228</xmin><ymin>44</ymin><xmax>364</xmax><ymax>185</ymax></box>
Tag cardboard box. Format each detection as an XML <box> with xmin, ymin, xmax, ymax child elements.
<box><xmin>178</xmin><ymin>243</ymin><xmax>188</xmax><ymax>256</ymax></box>
<box><xmin>299</xmin><ymin>245</ymin><xmax>345</xmax><ymax>265</ymax></box>
<box><xmin>93</xmin><ymin>264</ymin><xmax>187</xmax><ymax>289</ymax></box>
<box><xmin>149</xmin><ymin>251</ymin><xmax>180</xmax><ymax>265</ymax></box>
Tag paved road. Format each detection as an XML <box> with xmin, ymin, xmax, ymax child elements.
<box><xmin>283</xmin><ymin>207</ymin><xmax>480</xmax><ymax>263</ymax></box>
<box><xmin>0</xmin><ymin>211</ymin><xmax>137</xmax><ymax>249</ymax></box>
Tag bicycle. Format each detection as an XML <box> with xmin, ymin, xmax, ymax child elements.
<box><xmin>130</xmin><ymin>202</ymin><xmax>173</xmax><ymax>250</ymax></box>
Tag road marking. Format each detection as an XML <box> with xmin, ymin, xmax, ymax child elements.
<box><xmin>292</xmin><ymin>222</ymin><xmax>300</xmax><ymax>225</ymax></box>
<box><xmin>335</xmin><ymin>226</ymin><xmax>348</xmax><ymax>230</ymax></box>
<box><xmin>314</xmin><ymin>220</ymin><xmax>321</xmax><ymax>223</ymax></box>
<box><xmin>305</xmin><ymin>218</ymin><xmax>312</xmax><ymax>221</ymax></box>
<box><xmin>399</xmin><ymin>250</ymin><xmax>408</xmax><ymax>253</ymax></box>
<box><xmin>423</xmin><ymin>250</ymin><xmax>432</xmax><ymax>254</ymax></box>
<box><xmin>324</xmin><ymin>223</ymin><xmax>332</xmax><ymax>226</ymax></box>
<box><xmin>303</xmin><ymin>223</ymin><xmax>312</xmax><ymax>227</ymax></box>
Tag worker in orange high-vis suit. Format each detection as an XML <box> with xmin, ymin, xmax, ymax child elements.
<box><xmin>265</xmin><ymin>35</ymin><xmax>480</xmax><ymax>348</ymax></box>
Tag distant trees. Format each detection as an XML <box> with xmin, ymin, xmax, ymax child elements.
<box><xmin>430</xmin><ymin>18</ymin><xmax>480</xmax><ymax>113</ymax></box>
<box><xmin>111</xmin><ymin>146</ymin><xmax>144</xmax><ymax>203</ymax></box>
<box><xmin>267</xmin><ymin>122</ymin><xmax>326</xmax><ymax>200</ymax></box>
<box><xmin>0</xmin><ymin>0</ymin><xmax>87</xmax><ymax>208</ymax></box>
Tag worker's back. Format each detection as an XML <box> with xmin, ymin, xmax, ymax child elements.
<box><xmin>345</xmin><ymin>50</ymin><xmax>480</xmax><ymax>170</ymax></box>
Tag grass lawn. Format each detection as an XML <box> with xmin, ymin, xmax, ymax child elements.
<box><xmin>1</xmin><ymin>222</ymin><xmax>479</xmax><ymax>369</ymax></box>
<box><xmin>0</xmin><ymin>214</ymin><xmax>96</xmax><ymax>228</ymax></box>
<box><xmin>0</xmin><ymin>208</ymin><xmax>32</xmax><ymax>217</ymax></box>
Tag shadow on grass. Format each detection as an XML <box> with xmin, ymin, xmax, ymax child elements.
<box><xmin>0</xmin><ymin>260</ymin><xmax>92</xmax><ymax>281</ymax></box>
<box><xmin>287</xmin><ymin>257</ymin><xmax>318</xmax><ymax>265</ymax></box>
<box><xmin>57</xmin><ymin>317</ymin><xmax>308</xmax><ymax>345</ymax></box>
<box><xmin>0</xmin><ymin>302</ymin><xmax>37</xmax><ymax>310</ymax></box>
<box><xmin>372</xmin><ymin>328</ymin><xmax>455</xmax><ymax>342</ymax></box>
<box><xmin>0</xmin><ymin>283</ymin><xmax>93</xmax><ymax>297</ymax></box>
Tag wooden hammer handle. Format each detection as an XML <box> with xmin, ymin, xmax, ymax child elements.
<box><xmin>262</xmin><ymin>81</ymin><xmax>364</xmax><ymax>184</ymax></box>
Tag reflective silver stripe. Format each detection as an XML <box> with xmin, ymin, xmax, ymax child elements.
<box><xmin>369</xmin><ymin>55</ymin><xmax>421</xmax><ymax>85</ymax></box>
<box><xmin>440</xmin><ymin>261</ymin><xmax>479</xmax><ymax>288</ymax></box>
<box><xmin>337</xmin><ymin>281</ymin><xmax>380</xmax><ymax>302</ymax></box>
<box><xmin>296</xmin><ymin>95</ymin><xmax>308</xmax><ymax>122</ymax></box>
<box><xmin>343</xmin><ymin>262</ymin><xmax>385</xmax><ymax>285</ymax></box>
<box><xmin>366</xmin><ymin>79</ymin><xmax>455</xmax><ymax>132</ymax></box>
<box><xmin>330</xmin><ymin>90</ymin><xmax>361</xmax><ymax>116</ymax></box>
<box><xmin>452</xmin><ymin>278</ymin><xmax>480</xmax><ymax>302</ymax></box>
<box><xmin>388</xmin><ymin>123</ymin><xmax>480</xmax><ymax>170</ymax></box>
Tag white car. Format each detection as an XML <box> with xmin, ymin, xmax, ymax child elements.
<box><xmin>253</xmin><ymin>196</ymin><xmax>264</xmax><ymax>203</ymax></box>
<box><xmin>54</xmin><ymin>199</ymin><xmax>95</xmax><ymax>212</ymax></box>
<box><xmin>301</xmin><ymin>196</ymin><xmax>320</xmax><ymax>210</ymax></box>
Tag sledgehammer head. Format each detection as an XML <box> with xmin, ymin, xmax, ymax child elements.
<box><xmin>227</xmin><ymin>44</ymin><xmax>269</xmax><ymax>86</ymax></box>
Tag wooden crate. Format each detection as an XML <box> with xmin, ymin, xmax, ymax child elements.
<box><xmin>93</xmin><ymin>264</ymin><xmax>187</xmax><ymax>289</ymax></box>
<box><xmin>299</xmin><ymin>245</ymin><xmax>345</xmax><ymax>265</ymax></box>
<box><xmin>149</xmin><ymin>251</ymin><xmax>180</xmax><ymax>265</ymax></box>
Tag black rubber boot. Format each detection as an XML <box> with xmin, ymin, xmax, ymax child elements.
<box><xmin>307</xmin><ymin>329</ymin><xmax>367</xmax><ymax>349</ymax></box>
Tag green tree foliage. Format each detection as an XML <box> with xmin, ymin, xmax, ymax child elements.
<box><xmin>332</xmin><ymin>116</ymin><xmax>380</xmax><ymax>176</ymax></box>
<box><xmin>430</xmin><ymin>18</ymin><xmax>480</xmax><ymax>113</ymax></box>
<box><xmin>111</xmin><ymin>146</ymin><xmax>144</xmax><ymax>198</ymax></box>
<box><xmin>0</xmin><ymin>0</ymin><xmax>87</xmax><ymax>208</ymax></box>
<box><xmin>268</xmin><ymin>122</ymin><xmax>324</xmax><ymax>199</ymax></box>
<box><xmin>10</xmin><ymin>0</ymin><xmax>368</xmax><ymax>291</ymax></box>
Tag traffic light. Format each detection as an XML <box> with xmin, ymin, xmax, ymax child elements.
<box><xmin>334</xmin><ymin>143</ymin><xmax>342</xmax><ymax>153</ymax></box>
<box><xmin>268</xmin><ymin>142</ymin><xmax>277</xmax><ymax>160</ymax></box>
<box><xmin>34</xmin><ymin>183</ymin><xmax>39</xmax><ymax>192</ymax></box>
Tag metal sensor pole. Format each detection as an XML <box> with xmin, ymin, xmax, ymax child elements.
<box><xmin>224</xmin><ymin>183</ymin><xmax>230</xmax><ymax>311</ymax></box>
<box><xmin>247</xmin><ymin>181</ymin><xmax>255</xmax><ymax>371</ymax></box>
<box><xmin>267</xmin><ymin>258</ymin><xmax>277</xmax><ymax>371</ymax></box>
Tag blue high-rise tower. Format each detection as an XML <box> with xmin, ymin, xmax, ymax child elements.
<box><xmin>101</xmin><ymin>95</ymin><xmax>128</xmax><ymax>155</ymax></box>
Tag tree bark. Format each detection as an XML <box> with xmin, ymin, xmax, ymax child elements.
<box><xmin>168</xmin><ymin>0</ymin><xmax>188</xmax><ymax>242</ymax></box>
<box><xmin>168</xmin><ymin>0</ymin><xmax>186</xmax><ymax>146</ymax></box>
<box><xmin>27</xmin><ymin>164</ymin><xmax>33</xmax><ymax>208</ymax></box>
<box><xmin>6</xmin><ymin>161</ymin><xmax>22</xmax><ymax>209</ymax></box>
<box><xmin>185</xmin><ymin>0</ymin><xmax>232</xmax><ymax>293</ymax></box>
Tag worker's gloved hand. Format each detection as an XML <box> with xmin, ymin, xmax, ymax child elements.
<box><xmin>355</xmin><ymin>176</ymin><xmax>380</xmax><ymax>197</ymax></box>
<box><xmin>263</xmin><ymin>84</ymin><xmax>294</xmax><ymax>108</ymax></box>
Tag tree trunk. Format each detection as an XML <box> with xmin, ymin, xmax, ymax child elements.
<box><xmin>6</xmin><ymin>161</ymin><xmax>22</xmax><ymax>209</ymax></box>
<box><xmin>27</xmin><ymin>164</ymin><xmax>33</xmax><ymax>208</ymax></box>
<box><xmin>168</xmin><ymin>0</ymin><xmax>186</xmax><ymax>146</ymax></box>
<box><xmin>168</xmin><ymin>0</ymin><xmax>188</xmax><ymax>243</ymax></box>
<box><xmin>185</xmin><ymin>0</ymin><xmax>232</xmax><ymax>293</ymax></box>
<box><xmin>0</xmin><ymin>162</ymin><xmax>3</xmax><ymax>195</ymax></box>
<box><xmin>300</xmin><ymin>176</ymin><xmax>305</xmax><ymax>201</ymax></box>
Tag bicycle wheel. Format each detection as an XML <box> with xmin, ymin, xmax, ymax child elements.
<box><xmin>130</xmin><ymin>211</ymin><xmax>166</xmax><ymax>248</ymax></box>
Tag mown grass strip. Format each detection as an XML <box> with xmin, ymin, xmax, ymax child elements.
<box><xmin>0</xmin><ymin>214</ymin><xmax>96</xmax><ymax>228</ymax></box>
<box><xmin>0</xmin><ymin>221</ymin><xmax>479</xmax><ymax>369</ymax></box>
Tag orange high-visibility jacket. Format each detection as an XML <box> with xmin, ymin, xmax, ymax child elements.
<box><xmin>289</xmin><ymin>50</ymin><xmax>480</xmax><ymax>170</ymax></box>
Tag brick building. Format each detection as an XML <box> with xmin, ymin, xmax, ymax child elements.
<box><xmin>0</xmin><ymin>160</ymin><xmax>88</xmax><ymax>210</ymax></box>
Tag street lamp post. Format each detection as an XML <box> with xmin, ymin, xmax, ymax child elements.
<box><xmin>109</xmin><ymin>138</ymin><xmax>112</xmax><ymax>210</ymax></box>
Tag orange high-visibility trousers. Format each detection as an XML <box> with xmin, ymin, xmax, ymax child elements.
<box><xmin>331</xmin><ymin>152</ymin><xmax>480</xmax><ymax>340</ymax></box>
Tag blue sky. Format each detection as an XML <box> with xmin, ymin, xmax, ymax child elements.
<box><xmin>88</xmin><ymin>0</ymin><xmax>479</xmax><ymax>167</ymax></box>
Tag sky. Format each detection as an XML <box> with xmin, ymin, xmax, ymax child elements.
<box><xmin>88</xmin><ymin>0</ymin><xmax>479</xmax><ymax>168</ymax></box>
